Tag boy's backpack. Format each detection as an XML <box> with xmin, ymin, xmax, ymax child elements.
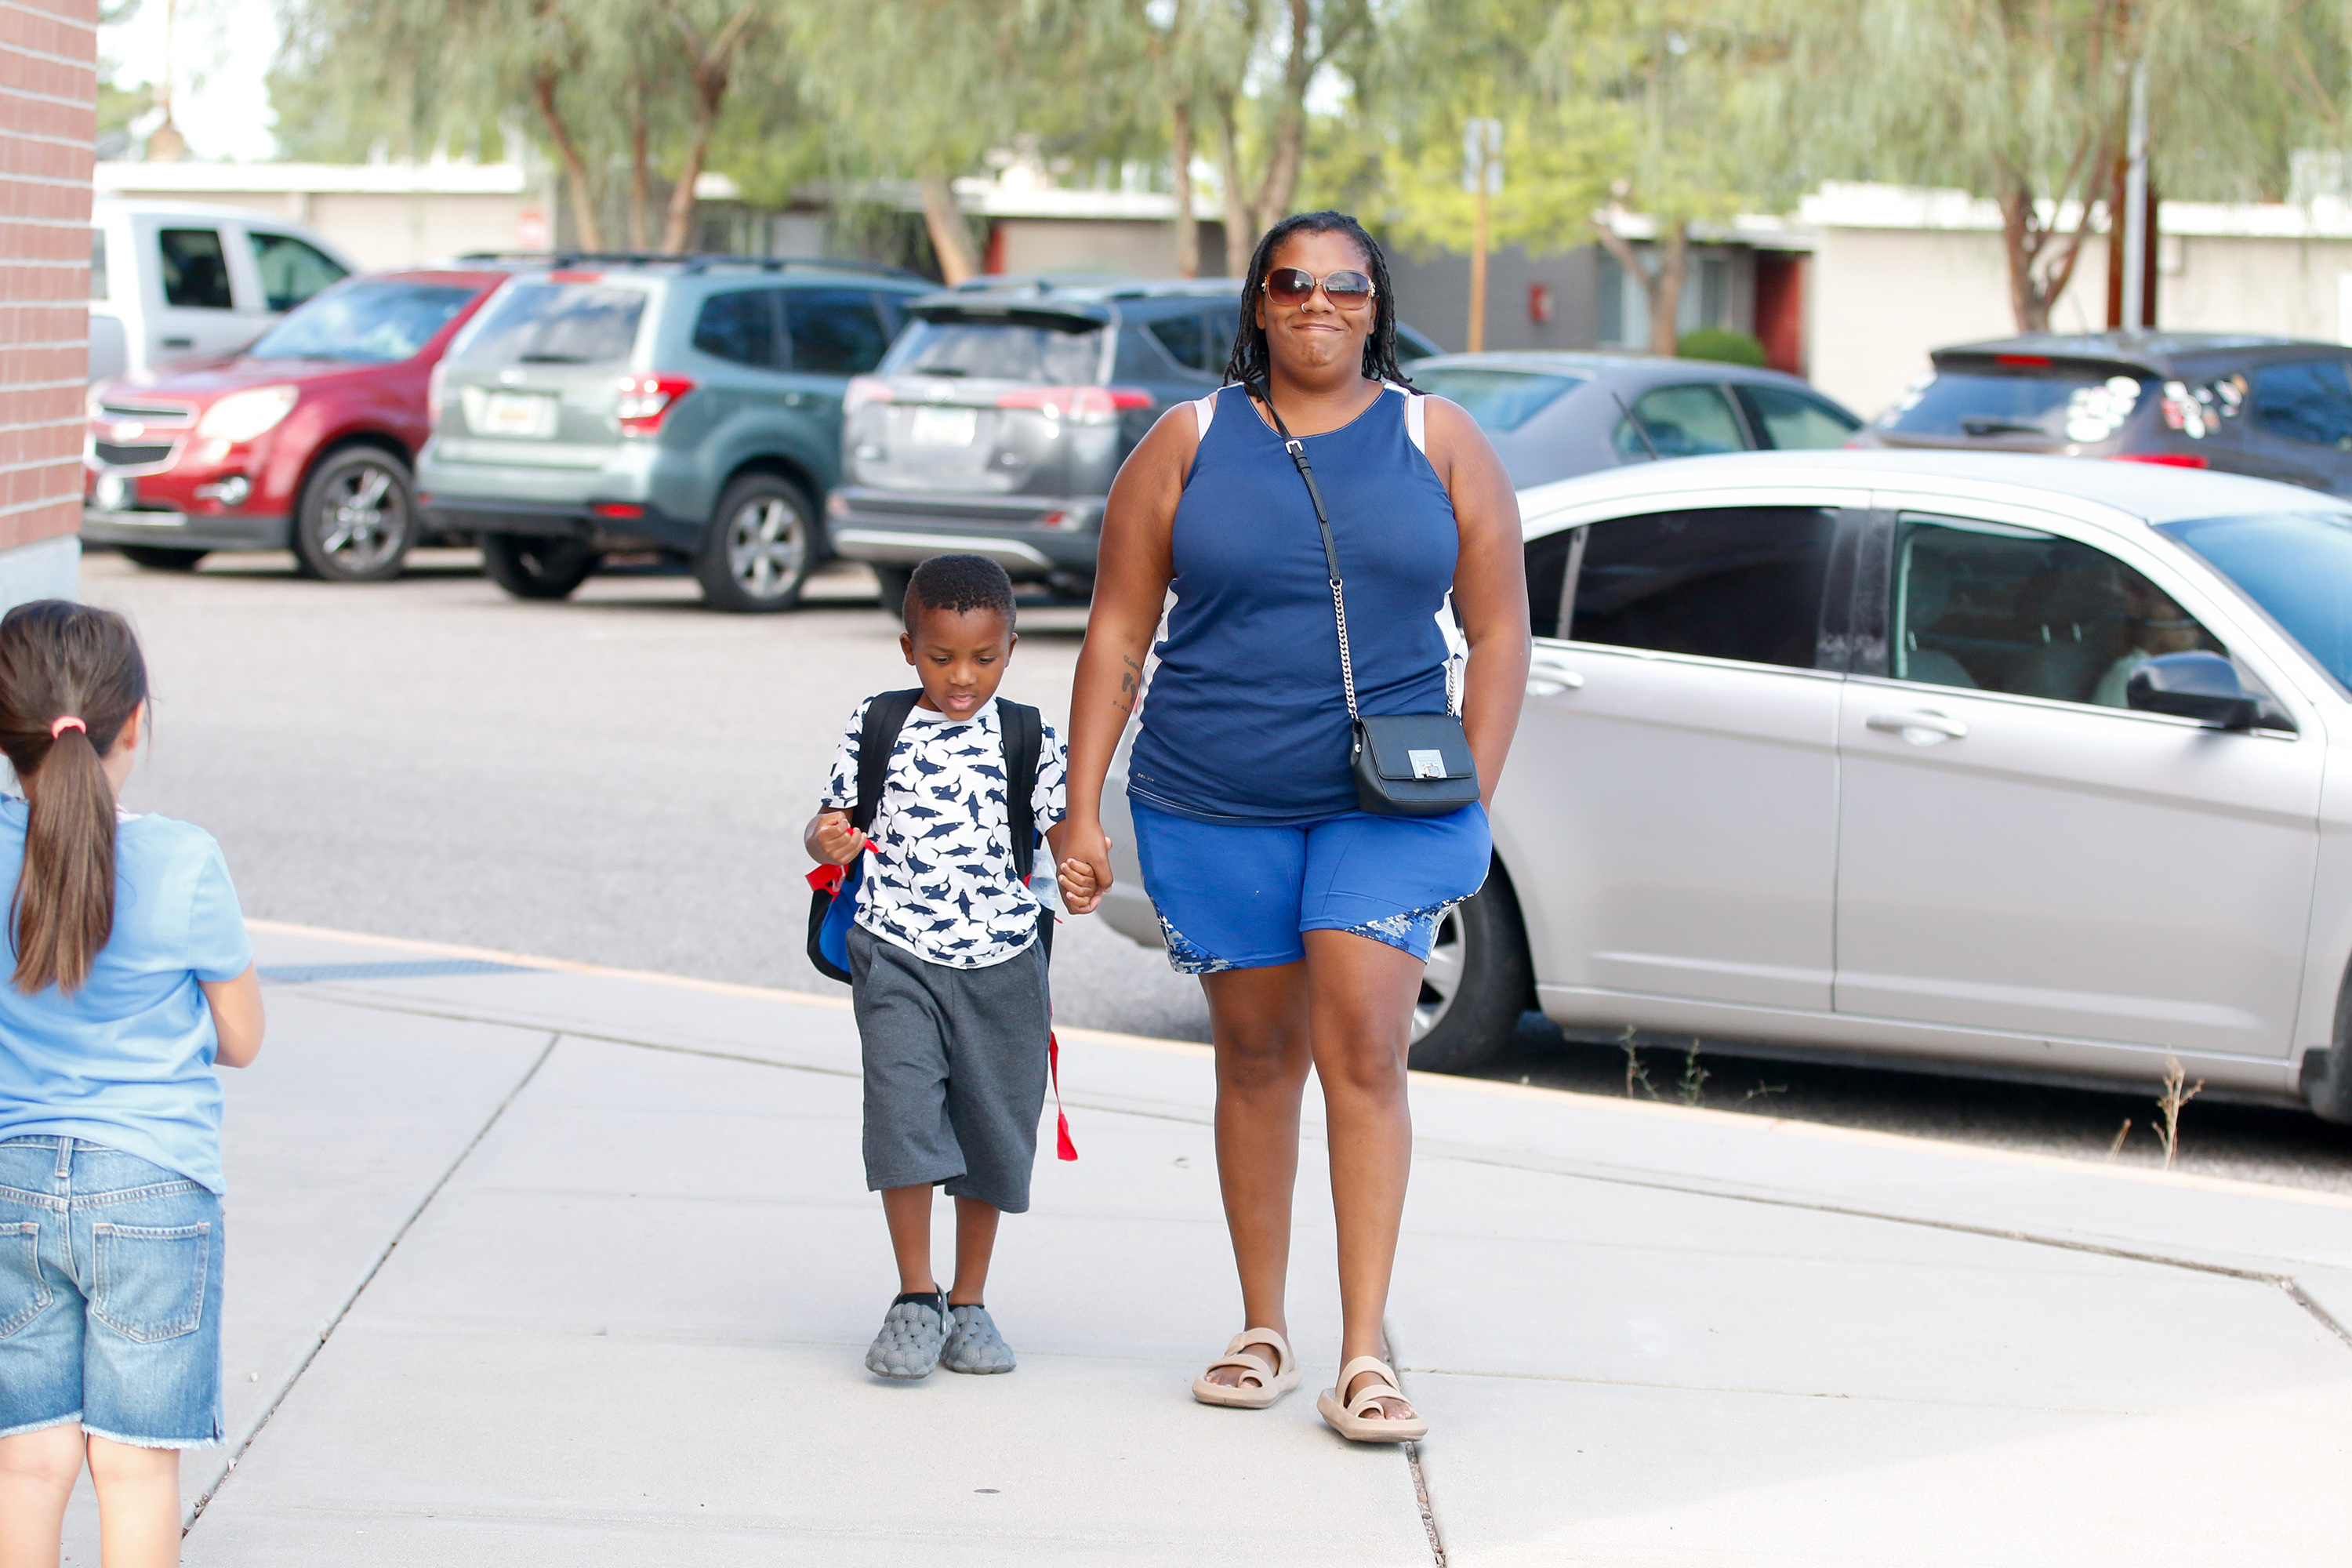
<box><xmin>803</xmin><ymin>690</ymin><xmax>1051</xmax><ymax>985</ymax></box>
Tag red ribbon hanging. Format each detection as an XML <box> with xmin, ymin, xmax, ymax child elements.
<box><xmin>1049</xmin><ymin>1031</ymin><xmax>1077</xmax><ymax>1161</ymax></box>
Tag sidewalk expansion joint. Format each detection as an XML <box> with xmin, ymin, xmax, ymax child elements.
<box><xmin>1428</xmin><ymin>1145</ymin><xmax>2352</xmax><ymax>1355</ymax></box>
<box><xmin>1387</xmin><ymin>1321</ymin><xmax>1448</xmax><ymax>1567</ymax></box>
<box><xmin>187</xmin><ymin>1032</ymin><xmax>561</xmax><ymax>1527</ymax></box>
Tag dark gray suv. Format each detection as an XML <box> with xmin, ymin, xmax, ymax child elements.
<box><xmin>826</xmin><ymin>277</ymin><xmax>1440</xmax><ymax>609</ymax></box>
<box><xmin>417</xmin><ymin>256</ymin><xmax>930</xmax><ymax>610</ymax></box>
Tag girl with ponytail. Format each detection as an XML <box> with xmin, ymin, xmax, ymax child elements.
<box><xmin>0</xmin><ymin>601</ymin><xmax>263</xmax><ymax>1568</ymax></box>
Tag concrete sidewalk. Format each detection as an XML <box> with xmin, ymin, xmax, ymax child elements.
<box><xmin>64</xmin><ymin>920</ymin><xmax>2352</xmax><ymax>1565</ymax></box>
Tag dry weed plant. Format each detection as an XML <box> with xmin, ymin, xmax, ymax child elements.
<box><xmin>2154</xmin><ymin>1057</ymin><xmax>2203</xmax><ymax>1168</ymax></box>
<box><xmin>2107</xmin><ymin>1117</ymin><xmax>2133</xmax><ymax>1158</ymax></box>
<box><xmin>1619</xmin><ymin>1025</ymin><xmax>1657</xmax><ymax>1100</ymax></box>
<box><xmin>1677</xmin><ymin>1043</ymin><xmax>1710</xmax><ymax>1106</ymax></box>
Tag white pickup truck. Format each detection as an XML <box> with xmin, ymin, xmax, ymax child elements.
<box><xmin>89</xmin><ymin>198</ymin><xmax>359</xmax><ymax>383</ymax></box>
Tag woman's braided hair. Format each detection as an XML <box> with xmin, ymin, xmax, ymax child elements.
<box><xmin>1221</xmin><ymin>210</ymin><xmax>1412</xmax><ymax>391</ymax></box>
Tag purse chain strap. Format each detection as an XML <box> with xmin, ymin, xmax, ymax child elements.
<box><xmin>1252</xmin><ymin>382</ymin><xmax>1362</xmax><ymax>723</ymax></box>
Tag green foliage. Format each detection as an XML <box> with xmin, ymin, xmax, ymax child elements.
<box><xmin>1677</xmin><ymin>325</ymin><xmax>1766</xmax><ymax>365</ymax></box>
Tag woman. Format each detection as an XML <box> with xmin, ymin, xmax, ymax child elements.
<box><xmin>1058</xmin><ymin>212</ymin><xmax>1526</xmax><ymax>1441</ymax></box>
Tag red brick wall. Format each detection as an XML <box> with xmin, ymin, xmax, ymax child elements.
<box><xmin>0</xmin><ymin>0</ymin><xmax>94</xmax><ymax>555</ymax></box>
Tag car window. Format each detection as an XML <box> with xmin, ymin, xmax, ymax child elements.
<box><xmin>691</xmin><ymin>289</ymin><xmax>778</xmax><ymax>368</ymax></box>
<box><xmin>887</xmin><ymin>318</ymin><xmax>1107</xmax><ymax>383</ymax></box>
<box><xmin>1893</xmin><ymin>514</ymin><xmax>2228</xmax><ymax>706</ymax></box>
<box><xmin>1613</xmin><ymin>383</ymin><xmax>1744</xmax><ymax>458</ymax></box>
<box><xmin>2161</xmin><ymin>510</ymin><xmax>2352</xmax><ymax>695</ymax></box>
<box><xmin>1568</xmin><ymin>506</ymin><xmax>1837</xmax><ymax>669</ymax></box>
<box><xmin>1410</xmin><ymin>367</ymin><xmax>1586</xmax><ymax>434</ymax></box>
<box><xmin>158</xmin><ymin>228</ymin><xmax>233</xmax><ymax>310</ymax></box>
<box><xmin>2250</xmin><ymin>359</ymin><xmax>2352</xmax><ymax>450</ymax></box>
<box><xmin>89</xmin><ymin>229</ymin><xmax>106</xmax><ymax>301</ymax></box>
<box><xmin>452</xmin><ymin>281</ymin><xmax>648</xmax><ymax>366</ymax></box>
<box><xmin>246</xmin><ymin>232</ymin><xmax>349</xmax><ymax>313</ymax></box>
<box><xmin>1146</xmin><ymin>313</ymin><xmax>1209</xmax><ymax>372</ymax></box>
<box><xmin>1524</xmin><ymin>528</ymin><xmax>1578</xmax><ymax>640</ymax></box>
<box><xmin>1876</xmin><ymin>367</ymin><xmax>2145</xmax><ymax>442</ymax></box>
<box><xmin>245</xmin><ymin>281</ymin><xmax>476</xmax><ymax>364</ymax></box>
<box><xmin>785</xmin><ymin>289</ymin><xmax>890</xmax><ymax>375</ymax></box>
<box><xmin>1737</xmin><ymin>383</ymin><xmax>1860</xmax><ymax>449</ymax></box>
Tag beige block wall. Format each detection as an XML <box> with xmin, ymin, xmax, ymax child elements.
<box><xmin>992</xmin><ymin>218</ymin><xmax>1184</xmax><ymax>278</ymax></box>
<box><xmin>1807</xmin><ymin>227</ymin><xmax>2033</xmax><ymax>419</ymax></box>
<box><xmin>2162</xmin><ymin>236</ymin><xmax>2352</xmax><ymax>343</ymax></box>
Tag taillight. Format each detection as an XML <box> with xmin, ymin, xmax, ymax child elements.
<box><xmin>845</xmin><ymin>376</ymin><xmax>895</xmax><ymax>412</ymax></box>
<box><xmin>426</xmin><ymin>361</ymin><xmax>448</xmax><ymax>423</ymax></box>
<box><xmin>994</xmin><ymin>386</ymin><xmax>1154</xmax><ymax>424</ymax></box>
<box><xmin>2111</xmin><ymin>452</ymin><xmax>2209</xmax><ymax>468</ymax></box>
<box><xmin>616</xmin><ymin>372</ymin><xmax>695</xmax><ymax>437</ymax></box>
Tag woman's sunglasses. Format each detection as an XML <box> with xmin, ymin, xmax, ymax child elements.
<box><xmin>1264</xmin><ymin>267</ymin><xmax>1377</xmax><ymax>308</ymax></box>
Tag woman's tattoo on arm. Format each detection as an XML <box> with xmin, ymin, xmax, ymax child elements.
<box><xmin>1113</xmin><ymin>654</ymin><xmax>1143</xmax><ymax>716</ymax></box>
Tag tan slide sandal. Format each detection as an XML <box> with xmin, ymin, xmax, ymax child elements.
<box><xmin>1192</xmin><ymin>1327</ymin><xmax>1301</xmax><ymax>1409</ymax></box>
<box><xmin>1317</xmin><ymin>1356</ymin><xmax>1428</xmax><ymax>1443</ymax></box>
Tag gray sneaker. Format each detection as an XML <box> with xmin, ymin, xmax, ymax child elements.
<box><xmin>940</xmin><ymin>1302</ymin><xmax>1017</xmax><ymax>1374</ymax></box>
<box><xmin>866</xmin><ymin>1291</ymin><xmax>949</xmax><ymax>1380</ymax></box>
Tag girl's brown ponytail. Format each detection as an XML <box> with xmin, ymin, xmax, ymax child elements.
<box><xmin>0</xmin><ymin>601</ymin><xmax>149</xmax><ymax>994</ymax></box>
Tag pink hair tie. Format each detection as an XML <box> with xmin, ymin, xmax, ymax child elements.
<box><xmin>49</xmin><ymin>717</ymin><xmax>85</xmax><ymax>739</ymax></box>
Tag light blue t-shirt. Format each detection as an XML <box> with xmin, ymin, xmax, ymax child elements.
<box><xmin>0</xmin><ymin>800</ymin><xmax>252</xmax><ymax>1193</ymax></box>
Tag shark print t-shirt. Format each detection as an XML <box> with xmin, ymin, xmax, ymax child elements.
<box><xmin>822</xmin><ymin>695</ymin><xmax>1068</xmax><ymax>970</ymax></box>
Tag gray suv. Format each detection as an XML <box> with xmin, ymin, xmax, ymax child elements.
<box><xmin>827</xmin><ymin>277</ymin><xmax>1440</xmax><ymax>609</ymax></box>
<box><xmin>418</xmin><ymin>256</ymin><xmax>930</xmax><ymax>610</ymax></box>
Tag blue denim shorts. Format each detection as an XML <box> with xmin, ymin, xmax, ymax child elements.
<box><xmin>0</xmin><ymin>1137</ymin><xmax>223</xmax><ymax>1449</ymax></box>
<box><xmin>1130</xmin><ymin>799</ymin><xmax>1491</xmax><ymax>974</ymax></box>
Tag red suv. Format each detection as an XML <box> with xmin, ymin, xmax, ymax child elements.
<box><xmin>81</xmin><ymin>268</ymin><xmax>510</xmax><ymax>581</ymax></box>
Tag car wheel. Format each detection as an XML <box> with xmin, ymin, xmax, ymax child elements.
<box><xmin>291</xmin><ymin>448</ymin><xmax>416</xmax><ymax>583</ymax></box>
<box><xmin>480</xmin><ymin>533</ymin><xmax>602</xmax><ymax>601</ymax></box>
<box><xmin>116</xmin><ymin>545</ymin><xmax>206</xmax><ymax>572</ymax></box>
<box><xmin>695</xmin><ymin>474</ymin><xmax>815</xmax><ymax>612</ymax></box>
<box><xmin>873</xmin><ymin>564</ymin><xmax>914</xmax><ymax>619</ymax></box>
<box><xmin>1406</xmin><ymin>869</ymin><xmax>1533</xmax><ymax>1076</ymax></box>
<box><xmin>2306</xmin><ymin>961</ymin><xmax>2352</xmax><ymax>1123</ymax></box>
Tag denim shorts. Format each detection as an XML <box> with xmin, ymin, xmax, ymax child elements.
<box><xmin>0</xmin><ymin>1137</ymin><xmax>223</xmax><ymax>1449</ymax></box>
<box><xmin>1130</xmin><ymin>798</ymin><xmax>1492</xmax><ymax>974</ymax></box>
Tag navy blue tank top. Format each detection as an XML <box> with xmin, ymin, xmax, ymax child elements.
<box><xmin>1129</xmin><ymin>382</ymin><xmax>1460</xmax><ymax>825</ymax></box>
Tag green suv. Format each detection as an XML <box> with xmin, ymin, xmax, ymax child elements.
<box><xmin>417</xmin><ymin>256</ymin><xmax>930</xmax><ymax>610</ymax></box>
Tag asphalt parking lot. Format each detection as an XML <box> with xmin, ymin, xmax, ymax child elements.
<box><xmin>85</xmin><ymin>546</ymin><xmax>2352</xmax><ymax>1192</ymax></box>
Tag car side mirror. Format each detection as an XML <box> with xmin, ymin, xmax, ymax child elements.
<box><xmin>2125</xmin><ymin>651</ymin><xmax>2263</xmax><ymax>731</ymax></box>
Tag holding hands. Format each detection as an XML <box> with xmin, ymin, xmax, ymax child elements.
<box><xmin>1055</xmin><ymin>819</ymin><xmax>1113</xmax><ymax>916</ymax></box>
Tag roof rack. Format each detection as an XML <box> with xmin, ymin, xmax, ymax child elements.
<box><xmin>454</xmin><ymin>250</ymin><xmax>924</xmax><ymax>281</ymax></box>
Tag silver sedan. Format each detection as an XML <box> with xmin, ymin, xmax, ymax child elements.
<box><xmin>1098</xmin><ymin>449</ymin><xmax>2352</xmax><ymax>1121</ymax></box>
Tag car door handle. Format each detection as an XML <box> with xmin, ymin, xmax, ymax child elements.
<box><xmin>161</xmin><ymin>336</ymin><xmax>193</xmax><ymax>349</ymax></box>
<box><xmin>1867</xmin><ymin>710</ymin><xmax>1969</xmax><ymax>742</ymax></box>
<box><xmin>1526</xmin><ymin>658</ymin><xmax>1584</xmax><ymax>698</ymax></box>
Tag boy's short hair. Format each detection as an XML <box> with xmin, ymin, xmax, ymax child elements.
<box><xmin>906</xmin><ymin>554</ymin><xmax>1016</xmax><ymax>633</ymax></box>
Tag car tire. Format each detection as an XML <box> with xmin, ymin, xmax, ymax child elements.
<box><xmin>481</xmin><ymin>532</ymin><xmax>602</xmax><ymax>601</ymax></box>
<box><xmin>116</xmin><ymin>545</ymin><xmax>206</xmax><ymax>572</ymax></box>
<box><xmin>873</xmin><ymin>564</ymin><xmax>914</xmax><ymax>619</ymax></box>
<box><xmin>2304</xmin><ymin>960</ymin><xmax>2352</xmax><ymax>1123</ymax></box>
<box><xmin>290</xmin><ymin>448</ymin><xmax>416</xmax><ymax>583</ymax></box>
<box><xmin>695</xmin><ymin>474</ymin><xmax>815</xmax><ymax>613</ymax></box>
<box><xmin>1406</xmin><ymin>866</ymin><xmax>1534</xmax><ymax>1076</ymax></box>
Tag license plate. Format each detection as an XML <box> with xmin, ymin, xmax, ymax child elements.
<box><xmin>481</xmin><ymin>390</ymin><xmax>557</xmax><ymax>438</ymax></box>
<box><xmin>909</xmin><ymin>405</ymin><xmax>978</xmax><ymax>447</ymax></box>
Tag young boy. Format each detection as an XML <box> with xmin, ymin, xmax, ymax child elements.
<box><xmin>805</xmin><ymin>554</ymin><xmax>1077</xmax><ymax>1380</ymax></box>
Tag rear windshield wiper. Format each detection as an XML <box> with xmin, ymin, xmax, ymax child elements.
<box><xmin>913</xmin><ymin>367</ymin><xmax>968</xmax><ymax>377</ymax></box>
<box><xmin>1960</xmin><ymin>417</ymin><xmax>2050</xmax><ymax>437</ymax></box>
<box><xmin>518</xmin><ymin>353</ymin><xmax>588</xmax><ymax>364</ymax></box>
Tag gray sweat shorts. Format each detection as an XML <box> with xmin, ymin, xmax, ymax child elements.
<box><xmin>848</xmin><ymin>924</ymin><xmax>1051</xmax><ymax>1214</ymax></box>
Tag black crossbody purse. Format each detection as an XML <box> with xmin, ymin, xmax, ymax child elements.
<box><xmin>1254</xmin><ymin>383</ymin><xmax>1479</xmax><ymax>818</ymax></box>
